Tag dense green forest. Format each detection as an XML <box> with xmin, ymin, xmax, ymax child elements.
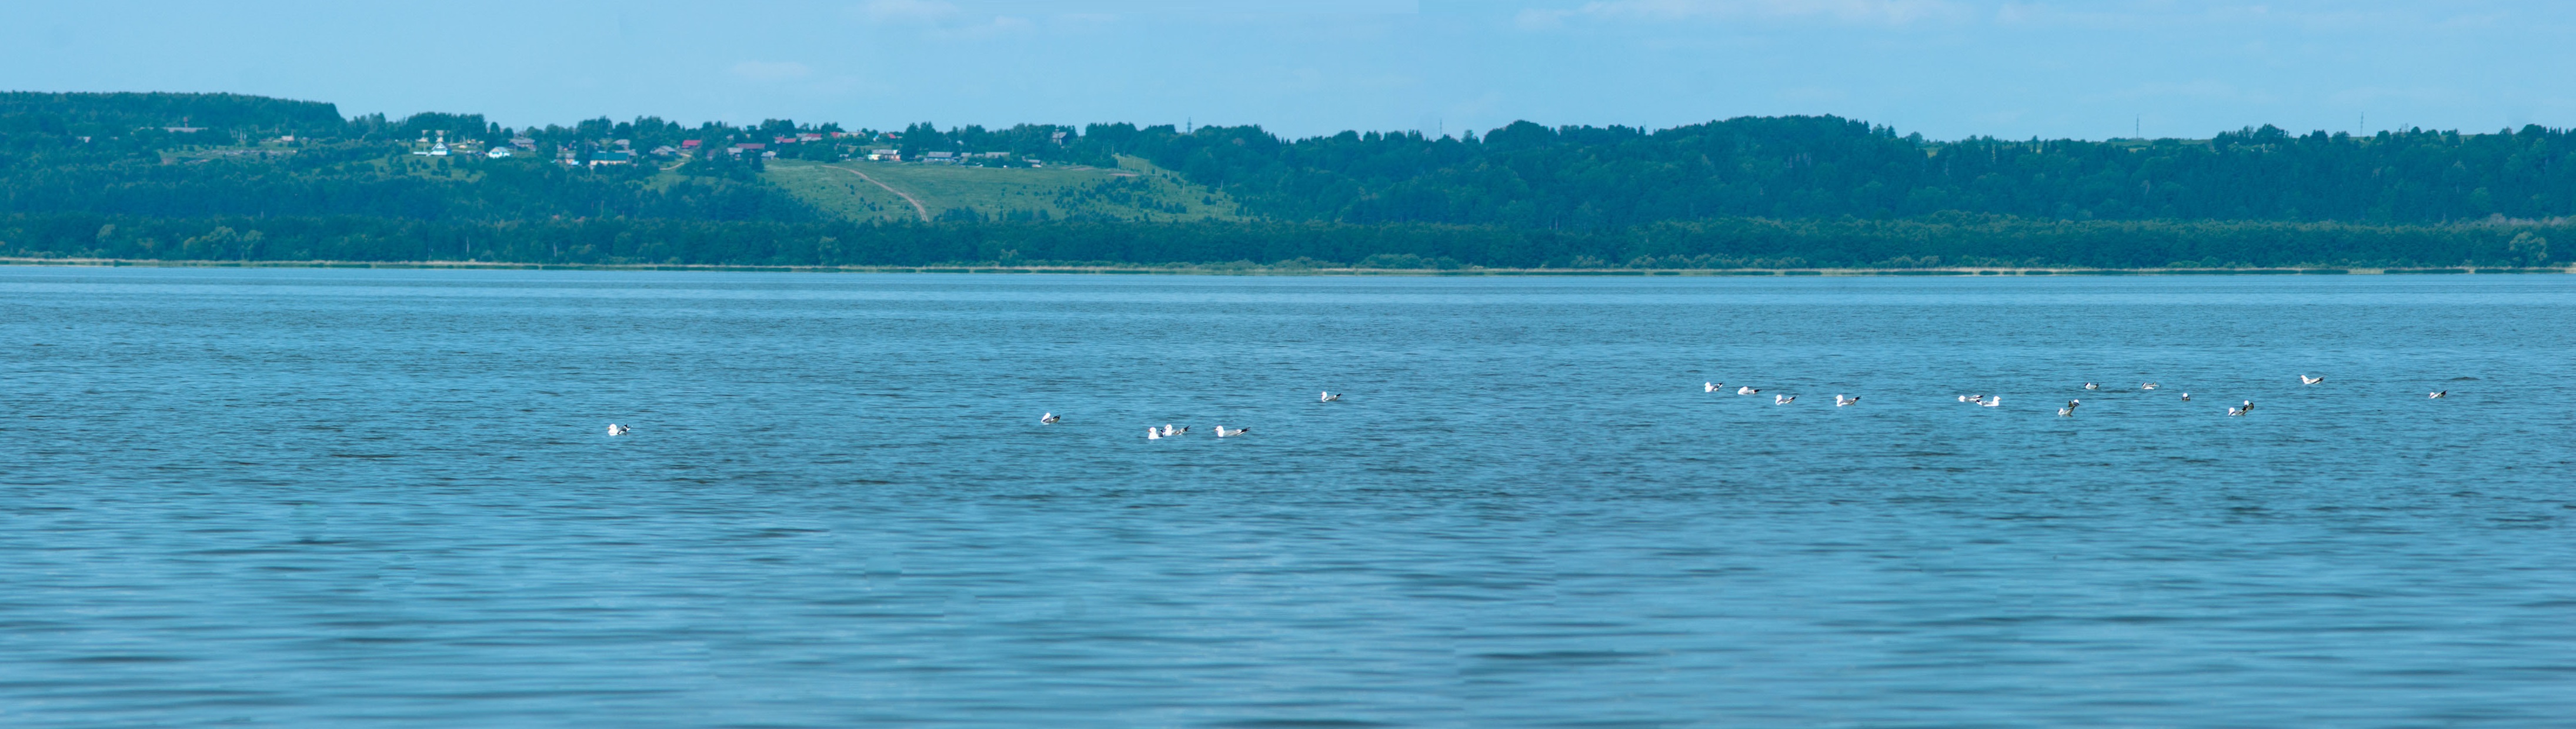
<box><xmin>0</xmin><ymin>91</ymin><xmax>2565</xmax><ymax>268</ymax></box>
<box><xmin>9</xmin><ymin>214</ymin><xmax>2560</xmax><ymax>270</ymax></box>
<box><xmin>1101</xmin><ymin>119</ymin><xmax>2576</xmax><ymax>228</ymax></box>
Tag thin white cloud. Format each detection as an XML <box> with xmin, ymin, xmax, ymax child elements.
<box><xmin>847</xmin><ymin>1</ymin><xmax>1046</xmax><ymax>39</ymax></box>
<box><xmin>945</xmin><ymin>15</ymin><xmax>1037</xmax><ymax>39</ymax></box>
<box><xmin>731</xmin><ymin>61</ymin><xmax>815</xmax><ymax>82</ymax></box>
<box><xmin>1993</xmin><ymin>2</ymin><xmax>2446</xmax><ymax>32</ymax></box>
<box><xmin>1516</xmin><ymin>8</ymin><xmax>1573</xmax><ymax>29</ymax></box>
<box><xmin>1527</xmin><ymin>0</ymin><xmax>1966</xmax><ymax>28</ymax></box>
<box><xmin>858</xmin><ymin>0</ymin><xmax>961</xmax><ymax>24</ymax></box>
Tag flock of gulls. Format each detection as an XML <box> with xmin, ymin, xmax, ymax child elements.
<box><xmin>1696</xmin><ymin>373</ymin><xmax>2452</xmax><ymax>422</ymax></box>
<box><xmin>1102</xmin><ymin>391</ymin><xmax>1340</xmax><ymax>440</ymax></box>
<box><xmin>600</xmin><ymin>379</ymin><xmax>2458</xmax><ymax>438</ymax></box>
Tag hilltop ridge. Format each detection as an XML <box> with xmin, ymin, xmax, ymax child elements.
<box><xmin>0</xmin><ymin>92</ymin><xmax>2565</xmax><ymax>269</ymax></box>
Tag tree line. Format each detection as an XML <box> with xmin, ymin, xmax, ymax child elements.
<box><xmin>0</xmin><ymin>91</ymin><xmax>2570</xmax><ymax>268</ymax></box>
<box><xmin>4</xmin><ymin>213</ymin><xmax>2557</xmax><ymax>269</ymax></box>
<box><xmin>1096</xmin><ymin>119</ymin><xmax>2576</xmax><ymax>228</ymax></box>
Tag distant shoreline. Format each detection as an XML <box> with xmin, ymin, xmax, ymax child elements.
<box><xmin>4</xmin><ymin>257</ymin><xmax>2568</xmax><ymax>277</ymax></box>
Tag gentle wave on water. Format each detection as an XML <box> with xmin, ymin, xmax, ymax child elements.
<box><xmin>3</xmin><ymin>267</ymin><xmax>2572</xmax><ymax>727</ymax></box>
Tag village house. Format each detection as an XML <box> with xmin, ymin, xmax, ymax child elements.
<box><xmin>867</xmin><ymin>148</ymin><xmax>900</xmax><ymax>161</ymax></box>
<box><xmin>589</xmin><ymin>151</ymin><xmax>632</xmax><ymax>167</ymax></box>
<box><xmin>510</xmin><ymin>136</ymin><xmax>536</xmax><ymax>150</ymax></box>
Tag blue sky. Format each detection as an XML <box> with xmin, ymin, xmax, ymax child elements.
<box><xmin>3</xmin><ymin>1</ymin><xmax>2567</xmax><ymax>141</ymax></box>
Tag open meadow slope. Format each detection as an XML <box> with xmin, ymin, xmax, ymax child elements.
<box><xmin>765</xmin><ymin>156</ymin><xmax>1247</xmax><ymax>224</ymax></box>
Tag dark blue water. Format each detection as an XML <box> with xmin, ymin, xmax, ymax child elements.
<box><xmin>4</xmin><ymin>267</ymin><xmax>2572</xmax><ymax>727</ymax></box>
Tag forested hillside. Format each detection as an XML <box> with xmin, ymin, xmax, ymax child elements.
<box><xmin>0</xmin><ymin>92</ymin><xmax>2567</xmax><ymax>268</ymax></box>
<box><xmin>1097</xmin><ymin>119</ymin><xmax>2576</xmax><ymax>227</ymax></box>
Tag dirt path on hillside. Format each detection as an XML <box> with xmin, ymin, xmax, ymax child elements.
<box><xmin>823</xmin><ymin>165</ymin><xmax>930</xmax><ymax>222</ymax></box>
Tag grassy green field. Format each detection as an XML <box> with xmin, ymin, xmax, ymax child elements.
<box><xmin>763</xmin><ymin>156</ymin><xmax>1247</xmax><ymax>223</ymax></box>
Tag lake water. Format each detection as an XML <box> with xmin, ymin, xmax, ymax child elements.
<box><xmin>3</xmin><ymin>267</ymin><xmax>2572</xmax><ymax>727</ymax></box>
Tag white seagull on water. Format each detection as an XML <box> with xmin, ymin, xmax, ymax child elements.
<box><xmin>606</xmin><ymin>423</ymin><xmax>630</xmax><ymax>436</ymax></box>
<box><xmin>1981</xmin><ymin>396</ymin><xmax>2002</xmax><ymax>407</ymax></box>
<box><xmin>2227</xmin><ymin>400</ymin><xmax>2254</xmax><ymax>416</ymax></box>
<box><xmin>1835</xmin><ymin>394</ymin><xmax>1859</xmax><ymax>406</ymax></box>
<box><xmin>1216</xmin><ymin>426</ymin><xmax>1250</xmax><ymax>437</ymax></box>
<box><xmin>1320</xmin><ymin>391</ymin><xmax>1342</xmax><ymax>402</ymax></box>
<box><xmin>2058</xmin><ymin>406</ymin><xmax>2075</xmax><ymax>417</ymax></box>
<box><xmin>1737</xmin><ymin>386</ymin><xmax>1760</xmax><ymax>395</ymax></box>
<box><xmin>1040</xmin><ymin>412</ymin><xmax>1060</xmax><ymax>424</ymax></box>
<box><xmin>2429</xmin><ymin>390</ymin><xmax>2448</xmax><ymax>399</ymax></box>
<box><xmin>1146</xmin><ymin>427</ymin><xmax>1163</xmax><ymax>440</ymax></box>
<box><xmin>1704</xmin><ymin>382</ymin><xmax>1723</xmax><ymax>393</ymax></box>
<box><xmin>1774</xmin><ymin>394</ymin><xmax>1796</xmax><ymax>405</ymax></box>
<box><xmin>2301</xmin><ymin>375</ymin><xmax>2325</xmax><ymax>385</ymax></box>
<box><xmin>2141</xmin><ymin>382</ymin><xmax>2160</xmax><ymax>390</ymax></box>
<box><xmin>2180</xmin><ymin>393</ymin><xmax>2191</xmax><ymax>402</ymax></box>
<box><xmin>1958</xmin><ymin>394</ymin><xmax>1983</xmax><ymax>403</ymax></box>
<box><xmin>2084</xmin><ymin>382</ymin><xmax>2100</xmax><ymax>390</ymax></box>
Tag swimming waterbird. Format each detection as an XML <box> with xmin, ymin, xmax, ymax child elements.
<box><xmin>1039</xmin><ymin>412</ymin><xmax>1060</xmax><ymax>424</ymax></box>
